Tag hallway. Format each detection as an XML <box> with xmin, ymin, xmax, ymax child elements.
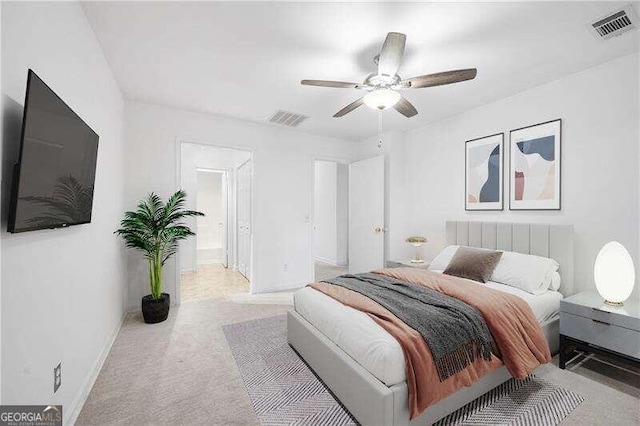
<box><xmin>181</xmin><ymin>264</ymin><xmax>249</xmax><ymax>302</ymax></box>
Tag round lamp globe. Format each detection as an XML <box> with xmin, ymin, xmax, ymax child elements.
<box><xmin>594</xmin><ymin>241</ymin><xmax>635</xmax><ymax>306</ymax></box>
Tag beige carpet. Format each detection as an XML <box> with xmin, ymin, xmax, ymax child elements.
<box><xmin>314</xmin><ymin>261</ymin><xmax>348</xmax><ymax>282</ymax></box>
<box><xmin>228</xmin><ymin>291</ymin><xmax>294</xmax><ymax>305</ymax></box>
<box><xmin>76</xmin><ymin>299</ymin><xmax>289</xmax><ymax>425</ymax></box>
<box><xmin>77</xmin><ymin>299</ymin><xmax>640</xmax><ymax>425</ymax></box>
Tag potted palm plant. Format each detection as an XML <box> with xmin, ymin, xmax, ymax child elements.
<box><xmin>115</xmin><ymin>190</ymin><xmax>203</xmax><ymax>324</ymax></box>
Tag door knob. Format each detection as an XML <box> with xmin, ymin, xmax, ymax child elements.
<box><xmin>374</xmin><ymin>226</ymin><xmax>385</xmax><ymax>234</ymax></box>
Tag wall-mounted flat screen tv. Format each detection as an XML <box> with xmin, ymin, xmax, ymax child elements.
<box><xmin>8</xmin><ymin>70</ymin><xmax>99</xmax><ymax>233</ymax></box>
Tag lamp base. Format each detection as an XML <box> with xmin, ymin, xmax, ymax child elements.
<box><xmin>604</xmin><ymin>300</ymin><xmax>624</xmax><ymax>307</ymax></box>
<box><xmin>410</xmin><ymin>259</ymin><xmax>425</xmax><ymax>264</ymax></box>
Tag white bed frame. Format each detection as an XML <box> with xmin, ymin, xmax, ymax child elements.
<box><xmin>288</xmin><ymin>221</ymin><xmax>574</xmax><ymax>426</ymax></box>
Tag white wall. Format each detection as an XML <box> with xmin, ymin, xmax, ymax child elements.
<box><xmin>363</xmin><ymin>54</ymin><xmax>639</xmax><ymax>300</ymax></box>
<box><xmin>1</xmin><ymin>2</ymin><xmax>126</xmax><ymax>422</ymax></box>
<box><xmin>125</xmin><ymin>101</ymin><xmax>356</xmax><ymax>305</ymax></box>
<box><xmin>196</xmin><ymin>170</ymin><xmax>223</xmax><ymax>264</ymax></box>
<box><xmin>314</xmin><ymin>161</ymin><xmax>338</xmax><ymax>264</ymax></box>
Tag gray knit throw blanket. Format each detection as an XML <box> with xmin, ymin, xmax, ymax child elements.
<box><xmin>322</xmin><ymin>273</ymin><xmax>495</xmax><ymax>381</ymax></box>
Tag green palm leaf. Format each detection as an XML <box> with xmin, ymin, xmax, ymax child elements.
<box><xmin>115</xmin><ymin>190</ymin><xmax>204</xmax><ymax>299</ymax></box>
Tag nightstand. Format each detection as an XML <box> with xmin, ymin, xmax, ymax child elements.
<box><xmin>387</xmin><ymin>260</ymin><xmax>430</xmax><ymax>269</ymax></box>
<box><xmin>559</xmin><ymin>290</ymin><xmax>640</xmax><ymax>369</ymax></box>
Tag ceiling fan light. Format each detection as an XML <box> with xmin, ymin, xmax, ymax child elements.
<box><xmin>363</xmin><ymin>89</ymin><xmax>401</xmax><ymax>110</ymax></box>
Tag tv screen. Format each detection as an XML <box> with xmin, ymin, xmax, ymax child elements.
<box><xmin>8</xmin><ymin>70</ymin><xmax>99</xmax><ymax>233</ymax></box>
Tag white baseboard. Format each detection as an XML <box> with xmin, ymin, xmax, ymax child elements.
<box><xmin>314</xmin><ymin>256</ymin><xmax>347</xmax><ymax>267</ymax></box>
<box><xmin>257</xmin><ymin>282</ymin><xmax>306</xmax><ymax>294</ymax></box>
<box><xmin>314</xmin><ymin>256</ymin><xmax>338</xmax><ymax>266</ymax></box>
<box><xmin>65</xmin><ymin>312</ymin><xmax>126</xmax><ymax>425</ymax></box>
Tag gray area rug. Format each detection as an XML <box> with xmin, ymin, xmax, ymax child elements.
<box><xmin>223</xmin><ymin>315</ymin><xmax>357</xmax><ymax>425</ymax></box>
<box><xmin>224</xmin><ymin>315</ymin><xmax>584</xmax><ymax>426</ymax></box>
<box><xmin>435</xmin><ymin>375</ymin><xmax>584</xmax><ymax>425</ymax></box>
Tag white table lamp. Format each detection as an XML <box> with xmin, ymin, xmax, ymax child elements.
<box><xmin>406</xmin><ymin>236</ymin><xmax>427</xmax><ymax>264</ymax></box>
<box><xmin>594</xmin><ymin>241</ymin><xmax>635</xmax><ymax>306</ymax></box>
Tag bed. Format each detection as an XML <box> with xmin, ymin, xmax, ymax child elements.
<box><xmin>287</xmin><ymin>221</ymin><xmax>574</xmax><ymax>426</ymax></box>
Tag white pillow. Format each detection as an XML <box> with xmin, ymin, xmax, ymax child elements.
<box><xmin>428</xmin><ymin>245</ymin><xmax>460</xmax><ymax>271</ymax></box>
<box><xmin>549</xmin><ymin>272</ymin><xmax>561</xmax><ymax>292</ymax></box>
<box><xmin>490</xmin><ymin>251</ymin><xmax>559</xmax><ymax>295</ymax></box>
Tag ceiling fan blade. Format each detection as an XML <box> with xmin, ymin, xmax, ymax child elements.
<box><xmin>378</xmin><ymin>32</ymin><xmax>406</xmax><ymax>77</ymax></box>
<box><xmin>403</xmin><ymin>68</ymin><xmax>477</xmax><ymax>89</ymax></box>
<box><xmin>301</xmin><ymin>80</ymin><xmax>361</xmax><ymax>89</ymax></box>
<box><xmin>333</xmin><ymin>98</ymin><xmax>364</xmax><ymax>118</ymax></box>
<box><xmin>394</xmin><ymin>97</ymin><xmax>418</xmax><ymax>118</ymax></box>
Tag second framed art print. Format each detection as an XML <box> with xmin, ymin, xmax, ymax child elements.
<box><xmin>509</xmin><ymin>119</ymin><xmax>561</xmax><ymax>210</ymax></box>
<box><xmin>465</xmin><ymin>133</ymin><xmax>504</xmax><ymax>211</ymax></box>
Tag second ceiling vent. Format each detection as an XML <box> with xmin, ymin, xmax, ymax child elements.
<box><xmin>590</xmin><ymin>4</ymin><xmax>639</xmax><ymax>40</ymax></box>
<box><xmin>268</xmin><ymin>110</ymin><xmax>309</xmax><ymax>128</ymax></box>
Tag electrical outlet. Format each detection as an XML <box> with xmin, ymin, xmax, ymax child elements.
<box><xmin>54</xmin><ymin>362</ymin><xmax>61</xmax><ymax>393</ymax></box>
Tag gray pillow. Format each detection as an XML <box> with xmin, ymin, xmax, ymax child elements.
<box><xmin>443</xmin><ymin>247</ymin><xmax>503</xmax><ymax>283</ymax></box>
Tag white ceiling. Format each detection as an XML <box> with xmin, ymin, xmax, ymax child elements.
<box><xmin>82</xmin><ymin>2</ymin><xmax>639</xmax><ymax>141</ymax></box>
<box><xmin>181</xmin><ymin>142</ymin><xmax>251</xmax><ymax>170</ymax></box>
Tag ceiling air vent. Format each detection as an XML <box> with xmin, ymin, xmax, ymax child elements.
<box><xmin>590</xmin><ymin>5</ymin><xmax>639</xmax><ymax>40</ymax></box>
<box><xmin>268</xmin><ymin>110</ymin><xmax>309</xmax><ymax>128</ymax></box>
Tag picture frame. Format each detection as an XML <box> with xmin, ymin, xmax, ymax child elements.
<box><xmin>509</xmin><ymin>119</ymin><xmax>561</xmax><ymax>210</ymax></box>
<box><xmin>465</xmin><ymin>133</ymin><xmax>504</xmax><ymax>211</ymax></box>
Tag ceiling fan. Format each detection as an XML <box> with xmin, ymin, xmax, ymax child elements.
<box><xmin>301</xmin><ymin>32</ymin><xmax>477</xmax><ymax>118</ymax></box>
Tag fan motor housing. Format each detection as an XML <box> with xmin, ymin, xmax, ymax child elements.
<box><xmin>365</xmin><ymin>72</ymin><xmax>400</xmax><ymax>88</ymax></box>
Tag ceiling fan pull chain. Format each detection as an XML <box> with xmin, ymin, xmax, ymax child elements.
<box><xmin>377</xmin><ymin>110</ymin><xmax>384</xmax><ymax>149</ymax></box>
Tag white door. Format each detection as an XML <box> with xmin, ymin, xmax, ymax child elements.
<box><xmin>349</xmin><ymin>156</ymin><xmax>385</xmax><ymax>274</ymax></box>
<box><xmin>237</xmin><ymin>159</ymin><xmax>252</xmax><ymax>280</ymax></box>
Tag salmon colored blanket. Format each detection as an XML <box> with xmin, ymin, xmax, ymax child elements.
<box><xmin>308</xmin><ymin>268</ymin><xmax>551</xmax><ymax>419</ymax></box>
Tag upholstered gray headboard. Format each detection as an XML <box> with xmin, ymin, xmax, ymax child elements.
<box><xmin>445</xmin><ymin>221</ymin><xmax>574</xmax><ymax>296</ymax></box>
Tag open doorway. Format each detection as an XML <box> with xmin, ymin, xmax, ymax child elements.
<box><xmin>313</xmin><ymin>160</ymin><xmax>349</xmax><ymax>281</ymax></box>
<box><xmin>178</xmin><ymin>142</ymin><xmax>252</xmax><ymax>303</ymax></box>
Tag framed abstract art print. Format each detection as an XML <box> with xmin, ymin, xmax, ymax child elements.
<box><xmin>465</xmin><ymin>133</ymin><xmax>504</xmax><ymax>211</ymax></box>
<box><xmin>509</xmin><ymin>119</ymin><xmax>561</xmax><ymax>210</ymax></box>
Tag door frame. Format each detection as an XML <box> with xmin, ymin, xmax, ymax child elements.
<box><xmin>174</xmin><ymin>138</ymin><xmax>254</xmax><ymax>304</ymax></box>
<box><xmin>310</xmin><ymin>156</ymin><xmax>352</xmax><ymax>282</ymax></box>
<box><xmin>236</xmin><ymin>157</ymin><xmax>253</xmax><ymax>282</ymax></box>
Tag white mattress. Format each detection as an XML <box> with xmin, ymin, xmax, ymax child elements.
<box><xmin>294</xmin><ymin>276</ymin><xmax>562</xmax><ymax>387</ymax></box>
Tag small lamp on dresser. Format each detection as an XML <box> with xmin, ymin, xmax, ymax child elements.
<box><xmin>594</xmin><ymin>241</ymin><xmax>636</xmax><ymax>306</ymax></box>
<box><xmin>406</xmin><ymin>236</ymin><xmax>427</xmax><ymax>264</ymax></box>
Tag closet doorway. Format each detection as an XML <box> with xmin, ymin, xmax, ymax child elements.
<box><xmin>178</xmin><ymin>142</ymin><xmax>252</xmax><ymax>303</ymax></box>
<box><xmin>195</xmin><ymin>169</ymin><xmax>227</xmax><ymax>267</ymax></box>
<box><xmin>313</xmin><ymin>160</ymin><xmax>349</xmax><ymax>281</ymax></box>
